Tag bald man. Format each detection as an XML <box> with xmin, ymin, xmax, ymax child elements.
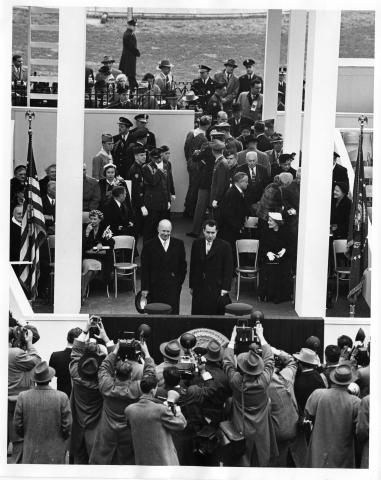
<box><xmin>238</xmin><ymin>151</ymin><xmax>270</xmax><ymax>205</ymax></box>
<box><xmin>141</xmin><ymin>220</ymin><xmax>187</xmax><ymax>314</ymax></box>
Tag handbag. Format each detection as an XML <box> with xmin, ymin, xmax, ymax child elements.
<box><xmin>217</xmin><ymin>379</ymin><xmax>246</xmax><ymax>461</ymax></box>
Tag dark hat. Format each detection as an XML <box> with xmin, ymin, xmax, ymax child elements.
<box><xmin>101</xmin><ymin>55</ymin><xmax>115</xmax><ymax>64</ymax></box>
<box><xmin>166</xmin><ymin>90</ymin><xmax>178</xmax><ymax>99</ymax></box>
<box><xmin>224</xmin><ymin>59</ymin><xmax>238</xmax><ymax>68</ymax></box>
<box><xmin>210</xmin><ymin>130</ymin><xmax>225</xmax><ymax>139</ymax></box>
<box><xmin>131</xmin><ymin>127</ymin><xmax>149</xmax><ymax>141</ymax></box>
<box><xmin>334</xmin><ymin>181</ymin><xmax>349</xmax><ymax>196</ymax></box>
<box><xmin>279</xmin><ymin>153</ymin><xmax>292</xmax><ymax>164</ymax></box>
<box><xmin>32</xmin><ymin>361</ymin><xmax>55</xmax><ymax>383</ymax></box>
<box><xmin>215</xmin><ymin>122</ymin><xmax>230</xmax><ymax>131</ymax></box>
<box><xmin>254</xmin><ymin>121</ymin><xmax>265</xmax><ymax>133</ymax></box>
<box><xmin>270</xmin><ymin>133</ymin><xmax>283</xmax><ymax>143</ymax></box>
<box><xmin>78</xmin><ymin>352</ymin><xmax>104</xmax><ymax>379</ymax></box>
<box><xmin>160</xmin><ymin>145</ymin><xmax>170</xmax><ymax>153</ymax></box>
<box><xmin>214</xmin><ymin>81</ymin><xmax>227</xmax><ymax>90</ymax></box>
<box><xmin>98</xmin><ymin>65</ymin><xmax>110</xmax><ymax>74</ymax></box>
<box><xmin>134</xmin><ymin>113</ymin><xmax>149</xmax><ymax>123</ymax></box>
<box><xmin>24</xmin><ymin>324</ymin><xmax>40</xmax><ymax>344</ymax></box>
<box><xmin>159</xmin><ymin>340</ymin><xmax>182</xmax><ymax>361</ymax></box>
<box><xmin>205</xmin><ymin>340</ymin><xmax>223</xmax><ymax>362</ymax></box>
<box><xmin>216</xmin><ymin>293</ymin><xmax>232</xmax><ymax>314</ymax></box>
<box><xmin>198</xmin><ymin>64</ymin><xmax>211</xmax><ymax>72</ymax></box>
<box><xmin>135</xmin><ymin>290</ymin><xmax>150</xmax><ymax>313</ymax></box>
<box><xmin>279</xmin><ymin>66</ymin><xmax>287</xmax><ymax>74</ymax></box>
<box><xmin>127</xmin><ymin>18</ymin><xmax>137</xmax><ymax>26</ymax></box>
<box><xmin>305</xmin><ymin>335</ymin><xmax>321</xmax><ymax>352</ymax></box>
<box><xmin>150</xmin><ymin>148</ymin><xmax>162</xmax><ymax>159</ymax></box>
<box><xmin>117</xmin><ymin>116</ymin><xmax>133</xmax><ymax>127</ymax></box>
<box><xmin>243</xmin><ymin>58</ymin><xmax>256</xmax><ymax>67</ymax></box>
<box><xmin>329</xmin><ymin>362</ymin><xmax>355</xmax><ymax>385</ymax></box>
<box><xmin>293</xmin><ymin>348</ymin><xmax>319</xmax><ymax>365</ymax></box>
<box><xmin>132</xmin><ymin>145</ymin><xmax>146</xmax><ymax>155</ymax></box>
<box><xmin>101</xmin><ymin>133</ymin><xmax>113</xmax><ymax>143</ymax></box>
<box><xmin>237</xmin><ymin>347</ymin><xmax>265</xmax><ymax>375</ymax></box>
<box><xmin>158</xmin><ymin>59</ymin><xmax>174</xmax><ymax>69</ymax></box>
<box><xmin>232</xmin><ymin>102</ymin><xmax>242</xmax><ymax>112</ymax></box>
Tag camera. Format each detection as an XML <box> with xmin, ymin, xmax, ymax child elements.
<box><xmin>9</xmin><ymin>325</ymin><xmax>29</xmax><ymax>350</ymax></box>
<box><xmin>177</xmin><ymin>333</ymin><xmax>200</xmax><ymax>380</ymax></box>
<box><xmin>235</xmin><ymin>319</ymin><xmax>261</xmax><ymax>355</ymax></box>
<box><xmin>89</xmin><ymin>315</ymin><xmax>102</xmax><ymax>338</ymax></box>
<box><xmin>117</xmin><ymin>324</ymin><xmax>152</xmax><ymax>362</ymax></box>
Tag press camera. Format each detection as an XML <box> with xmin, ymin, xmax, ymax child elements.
<box><xmin>235</xmin><ymin>310</ymin><xmax>264</xmax><ymax>355</ymax></box>
<box><xmin>176</xmin><ymin>333</ymin><xmax>206</xmax><ymax>380</ymax></box>
<box><xmin>117</xmin><ymin>324</ymin><xmax>151</xmax><ymax>362</ymax></box>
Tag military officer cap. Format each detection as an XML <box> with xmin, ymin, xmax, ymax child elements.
<box><xmin>117</xmin><ymin>116</ymin><xmax>133</xmax><ymax>127</ymax></box>
<box><xmin>243</xmin><ymin>58</ymin><xmax>256</xmax><ymax>67</ymax></box>
<box><xmin>132</xmin><ymin>145</ymin><xmax>146</xmax><ymax>154</ymax></box>
<box><xmin>135</xmin><ymin>113</ymin><xmax>149</xmax><ymax>123</ymax></box>
<box><xmin>131</xmin><ymin>127</ymin><xmax>149</xmax><ymax>140</ymax></box>
<box><xmin>198</xmin><ymin>64</ymin><xmax>211</xmax><ymax>72</ymax></box>
<box><xmin>101</xmin><ymin>133</ymin><xmax>113</xmax><ymax>143</ymax></box>
<box><xmin>127</xmin><ymin>18</ymin><xmax>137</xmax><ymax>26</ymax></box>
<box><xmin>279</xmin><ymin>66</ymin><xmax>287</xmax><ymax>74</ymax></box>
<box><xmin>150</xmin><ymin>148</ymin><xmax>162</xmax><ymax>159</ymax></box>
<box><xmin>160</xmin><ymin>145</ymin><xmax>170</xmax><ymax>153</ymax></box>
<box><xmin>270</xmin><ymin>133</ymin><xmax>283</xmax><ymax>143</ymax></box>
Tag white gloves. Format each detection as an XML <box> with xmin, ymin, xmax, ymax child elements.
<box><xmin>141</xmin><ymin>206</ymin><xmax>148</xmax><ymax>216</ymax></box>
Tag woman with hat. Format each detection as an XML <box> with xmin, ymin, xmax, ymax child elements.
<box><xmin>330</xmin><ymin>181</ymin><xmax>352</xmax><ymax>239</ymax></box>
<box><xmin>13</xmin><ymin>361</ymin><xmax>72</xmax><ymax>463</ymax></box>
<box><xmin>257</xmin><ymin>212</ymin><xmax>293</xmax><ymax>303</ymax></box>
<box><xmin>98</xmin><ymin>163</ymin><xmax>128</xmax><ymax>208</ymax></box>
<box><xmin>222</xmin><ymin>324</ymin><xmax>278</xmax><ymax>466</ymax></box>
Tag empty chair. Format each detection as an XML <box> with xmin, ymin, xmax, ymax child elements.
<box><xmin>332</xmin><ymin>239</ymin><xmax>351</xmax><ymax>303</ymax></box>
<box><xmin>244</xmin><ymin>216</ymin><xmax>259</xmax><ymax>239</ymax></box>
<box><xmin>113</xmin><ymin>235</ymin><xmax>137</xmax><ymax>298</ymax></box>
<box><xmin>235</xmin><ymin>239</ymin><xmax>259</xmax><ymax>301</ymax></box>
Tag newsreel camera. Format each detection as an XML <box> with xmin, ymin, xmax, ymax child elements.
<box><xmin>117</xmin><ymin>323</ymin><xmax>152</xmax><ymax>362</ymax></box>
<box><xmin>177</xmin><ymin>333</ymin><xmax>206</xmax><ymax>380</ymax></box>
<box><xmin>342</xmin><ymin>328</ymin><xmax>370</xmax><ymax>367</ymax></box>
<box><xmin>235</xmin><ymin>310</ymin><xmax>264</xmax><ymax>355</ymax></box>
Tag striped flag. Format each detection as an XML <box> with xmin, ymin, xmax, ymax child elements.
<box><xmin>347</xmin><ymin>129</ymin><xmax>368</xmax><ymax>304</ymax></box>
<box><xmin>19</xmin><ymin>132</ymin><xmax>46</xmax><ymax>300</ymax></box>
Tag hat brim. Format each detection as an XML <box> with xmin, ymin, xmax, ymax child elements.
<box><xmin>181</xmin><ymin>95</ymin><xmax>199</xmax><ymax>101</ymax></box>
<box><xmin>237</xmin><ymin>353</ymin><xmax>264</xmax><ymax>375</ymax></box>
<box><xmin>158</xmin><ymin>64</ymin><xmax>174</xmax><ymax>69</ymax></box>
<box><xmin>205</xmin><ymin>351</ymin><xmax>223</xmax><ymax>362</ymax></box>
<box><xmin>293</xmin><ymin>353</ymin><xmax>319</xmax><ymax>365</ymax></box>
<box><xmin>224</xmin><ymin>63</ymin><xmax>238</xmax><ymax>68</ymax></box>
<box><xmin>329</xmin><ymin>369</ymin><xmax>355</xmax><ymax>385</ymax></box>
<box><xmin>78</xmin><ymin>354</ymin><xmax>103</xmax><ymax>379</ymax></box>
<box><xmin>159</xmin><ymin>342</ymin><xmax>181</xmax><ymax>361</ymax></box>
<box><xmin>33</xmin><ymin>366</ymin><xmax>55</xmax><ymax>383</ymax></box>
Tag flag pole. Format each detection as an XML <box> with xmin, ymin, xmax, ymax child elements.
<box><xmin>25</xmin><ymin>110</ymin><xmax>35</xmax><ymax>236</ymax></box>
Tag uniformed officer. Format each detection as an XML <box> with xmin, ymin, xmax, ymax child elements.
<box><xmin>112</xmin><ymin>116</ymin><xmax>134</xmax><ymax>178</ymax></box>
<box><xmin>125</xmin><ymin>127</ymin><xmax>150</xmax><ymax>178</ymax></box>
<box><xmin>128</xmin><ymin>145</ymin><xmax>148</xmax><ymax>241</ymax></box>
<box><xmin>191</xmin><ymin>65</ymin><xmax>216</xmax><ymax>111</ymax></box>
<box><xmin>206</xmin><ymin>82</ymin><xmax>227</xmax><ymax>121</ymax></box>
<box><xmin>238</xmin><ymin>58</ymin><xmax>263</xmax><ymax>95</ymax></box>
<box><xmin>130</xmin><ymin>113</ymin><xmax>156</xmax><ymax>151</ymax></box>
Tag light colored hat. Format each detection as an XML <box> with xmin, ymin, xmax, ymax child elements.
<box><xmin>268</xmin><ymin>212</ymin><xmax>283</xmax><ymax>222</ymax></box>
<box><xmin>182</xmin><ymin>91</ymin><xmax>199</xmax><ymax>102</ymax></box>
<box><xmin>101</xmin><ymin>133</ymin><xmax>113</xmax><ymax>143</ymax></box>
<box><xmin>293</xmin><ymin>348</ymin><xmax>320</xmax><ymax>365</ymax></box>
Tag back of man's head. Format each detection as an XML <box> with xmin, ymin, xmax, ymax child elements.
<box><xmin>140</xmin><ymin>375</ymin><xmax>158</xmax><ymax>394</ymax></box>
<box><xmin>325</xmin><ymin>345</ymin><xmax>341</xmax><ymax>365</ymax></box>
<box><xmin>254</xmin><ymin>121</ymin><xmax>265</xmax><ymax>133</ymax></box>
<box><xmin>199</xmin><ymin>115</ymin><xmax>212</xmax><ymax>128</ymax></box>
<box><xmin>67</xmin><ymin>327</ymin><xmax>83</xmax><ymax>345</ymax></box>
<box><xmin>337</xmin><ymin>335</ymin><xmax>353</xmax><ymax>350</ymax></box>
<box><xmin>112</xmin><ymin>185</ymin><xmax>126</xmax><ymax>199</ymax></box>
<box><xmin>163</xmin><ymin>366</ymin><xmax>181</xmax><ymax>389</ymax></box>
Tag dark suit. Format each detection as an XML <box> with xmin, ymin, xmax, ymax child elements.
<box><xmin>238</xmin><ymin>163</ymin><xmax>270</xmax><ymax>205</ymax></box>
<box><xmin>330</xmin><ymin>195</ymin><xmax>352</xmax><ymax>239</ymax></box>
<box><xmin>102</xmin><ymin>196</ymin><xmax>134</xmax><ymax>236</ymax></box>
<box><xmin>191</xmin><ymin>77</ymin><xmax>215</xmax><ymax>110</ymax></box>
<box><xmin>119</xmin><ymin>29</ymin><xmax>140</xmax><ymax>89</ymax></box>
<box><xmin>332</xmin><ymin>163</ymin><xmax>349</xmax><ymax>189</ymax></box>
<box><xmin>238</xmin><ymin>73</ymin><xmax>263</xmax><ymax>95</ymax></box>
<box><xmin>130</xmin><ymin>128</ymin><xmax>156</xmax><ymax>151</ymax></box>
<box><xmin>255</xmin><ymin>133</ymin><xmax>272</xmax><ymax>153</ymax></box>
<box><xmin>49</xmin><ymin>348</ymin><xmax>73</xmax><ymax>398</ymax></box>
<box><xmin>38</xmin><ymin>176</ymin><xmax>50</xmax><ymax>197</ymax></box>
<box><xmin>127</xmin><ymin>162</ymin><xmax>145</xmax><ymax>237</ymax></box>
<box><xmin>141</xmin><ymin>236</ymin><xmax>187</xmax><ymax>314</ymax></box>
<box><xmin>189</xmin><ymin>238</ymin><xmax>233</xmax><ymax>315</ymax></box>
<box><xmin>228</xmin><ymin>116</ymin><xmax>245</xmax><ymax>138</ymax></box>
<box><xmin>42</xmin><ymin>195</ymin><xmax>55</xmax><ymax>233</ymax></box>
<box><xmin>10</xmin><ymin>220</ymin><xmax>21</xmax><ymax>262</ymax></box>
<box><xmin>112</xmin><ymin>134</ymin><xmax>133</xmax><ymax>179</ymax></box>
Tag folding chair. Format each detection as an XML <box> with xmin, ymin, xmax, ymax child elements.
<box><xmin>113</xmin><ymin>235</ymin><xmax>137</xmax><ymax>298</ymax></box>
<box><xmin>332</xmin><ymin>239</ymin><xmax>351</xmax><ymax>303</ymax></box>
<box><xmin>235</xmin><ymin>239</ymin><xmax>259</xmax><ymax>301</ymax></box>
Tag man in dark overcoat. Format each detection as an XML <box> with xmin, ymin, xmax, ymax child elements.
<box><xmin>112</xmin><ymin>117</ymin><xmax>134</xmax><ymax>178</ymax></box>
<box><xmin>119</xmin><ymin>18</ymin><xmax>140</xmax><ymax>90</ymax></box>
<box><xmin>332</xmin><ymin>152</ymin><xmax>349</xmax><ymax>190</ymax></box>
<box><xmin>130</xmin><ymin>113</ymin><xmax>156</xmax><ymax>151</ymax></box>
<box><xmin>189</xmin><ymin>219</ymin><xmax>233</xmax><ymax>315</ymax></box>
<box><xmin>238</xmin><ymin>58</ymin><xmax>263</xmax><ymax>95</ymax></box>
<box><xmin>127</xmin><ymin>145</ymin><xmax>147</xmax><ymax>241</ymax></box>
<box><xmin>102</xmin><ymin>185</ymin><xmax>135</xmax><ymax>236</ymax></box>
<box><xmin>191</xmin><ymin>65</ymin><xmax>215</xmax><ymax>111</ymax></box>
<box><xmin>141</xmin><ymin>219</ymin><xmax>186</xmax><ymax>314</ymax></box>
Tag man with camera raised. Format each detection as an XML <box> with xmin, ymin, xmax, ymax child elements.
<box><xmin>69</xmin><ymin>316</ymin><xmax>114</xmax><ymax>464</ymax></box>
<box><xmin>89</xmin><ymin>333</ymin><xmax>156</xmax><ymax>464</ymax></box>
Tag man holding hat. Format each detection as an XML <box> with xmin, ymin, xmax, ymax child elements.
<box><xmin>131</xmin><ymin>113</ymin><xmax>156</xmax><ymax>151</ymax></box>
<box><xmin>213</xmin><ymin>59</ymin><xmax>240</xmax><ymax>113</ymax></box>
<box><xmin>119</xmin><ymin>18</ymin><xmax>140</xmax><ymax>90</ymax></box>
<box><xmin>155</xmin><ymin>59</ymin><xmax>174</xmax><ymax>94</ymax></box>
<box><xmin>112</xmin><ymin>116</ymin><xmax>134</xmax><ymax>178</ymax></box>
<box><xmin>237</xmin><ymin>77</ymin><xmax>263</xmax><ymax>123</ymax></box>
<box><xmin>13</xmin><ymin>360</ymin><xmax>72</xmax><ymax>464</ymax></box>
<box><xmin>304</xmin><ymin>362</ymin><xmax>361</xmax><ymax>468</ymax></box>
<box><xmin>238</xmin><ymin>58</ymin><xmax>263</xmax><ymax>95</ymax></box>
<box><xmin>191</xmin><ymin>65</ymin><xmax>215</xmax><ymax>110</ymax></box>
<box><xmin>206</xmin><ymin>82</ymin><xmax>227</xmax><ymax>120</ymax></box>
<box><xmin>92</xmin><ymin>133</ymin><xmax>114</xmax><ymax>180</ymax></box>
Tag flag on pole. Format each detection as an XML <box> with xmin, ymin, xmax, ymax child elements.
<box><xmin>19</xmin><ymin>131</ymin><xmax>46</xmax><ymax>300</ymax></box>
<box><xmin>347</xmin><ymin>129</ymin><xmax>368</xmax><ymax>304</ymax></box>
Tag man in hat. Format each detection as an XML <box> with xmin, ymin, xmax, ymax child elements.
<box><xmin>127</xmin><ymin>145</ymin><xmax>148</xmax><ymax>241</ymax></box>
<box><xmin>271</xmin><ymin>153</ymin><xmax>297</xmax><ymax>179</ymax></box>
<box><xmin>83</xmin><ymin>164</ymin><xmax>101</xmax><ymax>212</ymax></box>
<box><xmin>265</xmin><ymin>133</ymin><xmax>283</xmax><ymax>166</ymax></box>
<box><xmin>237</xmin><ymin>78</ymin><xmax>263</xmax><ymax>124</ymax></box>
<box><xmin>92</xmin><ymin>133</ymin><xmax>114</xmax><ymax>180</ymax></box>
<box><xmin>156</xmin><ymin>339</ymin><xmax>182</xmax><ymax>386</ymax></box>
<box><xmin>228</xmin><ymin>102</ymin><xmax>246</xmax><ymax>138</ymax></box>
<box><xmin>141</xmin><ymin>219</ymin><xmax>186</xmax><ymax>314</ymax></box>
<box><xmin>304</xmin><ymin>363</ymin><xmax>361</xmax><ymax>468</ymax></box>
<box><xmin>215</xmin><ymin>122</ymin><xmax>243</xmax><ymax>153</ymax></box>
<box><xmin>123</xmin><ymin>126</ymin><xmax>149</xmax><ymax>179</ymax></box>
<box><xmin>112</xmin><ymin>116</ymin><xmax>134</xmax><ymax>178</ymax></box>
<box><xmin>141</xmin><ymin>149</ymin><xmax>174</xmax><ymax>242</ymax></box>
<box><xmin>253</xmin><ymin>121</ymin><xmax>272</xmax><ymax>152</ymax></box>
<box><xmin>191</xmin><ymin>65</ymin><xmax>215</xmax><ymax>111</ymax></box>
<box><xmin>155</xmin><ymin>60</ymin><xmax>174</xmax><ymax>94</ymax></box>
<box><xmin>189</xmin><ymin>219</ymin><xmax>233</xmax><ymax>315</ymax></box>
<box><xmin>213</xmin><ymin>59</ymin><xmax>240</xmax><ymax>113</ymax></box>
<box><xmin>13</xmin><ymin>360</ymin><xmax>72</xmax><ymax>464</ymax></box>
<box><xmin>160</xmin><ymin>90</ymin><xmax>181</xmax><ymax>110</ymax></box>
<box><xmin>238</xmin><ymin>58</ymin><xmax>263</xmax><ymax>95</ymax></box>
<box><xmin>206</xmin><ymin>82</ymin><xmax>227</xmax><ymax>120</ymax></box>
<box><xmin>278</xmin><ymin>66</ymin><xmax>287</xmax><ymax>111</ymax></box>
<box><xmin>100</xmin><ymin>55</ymin><xmax>122</xmax><ymax>80</ymax></box>
<box><xmin>131</xmin><ymin>113</ymin><xmax>156</xmax><ymax>150</ymax></box>
<box><xmin>332</xmin><ymin>152</ymin><xmax>349</xmax><ymax>191</ymax></box>
<box><xmin>69</xmin><ymin>318</ymin><xmax>114</xmax><ymax>464</ymax></box>
<box><xmin>119</xmin><ymin>18</ymin><xmax>140</xmax><ymax>90</ymax></box>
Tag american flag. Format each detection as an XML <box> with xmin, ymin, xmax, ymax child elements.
<box><xmin>19</xmin><ymin>131</ymin><xmax>46</xmax><ymax>300</ymax></box>
<box><xmin>347</xmin><ymin>127</ymin><xmax>369</xmax><ymax>304</ymax></box>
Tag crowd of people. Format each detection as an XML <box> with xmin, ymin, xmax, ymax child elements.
<box><xmin>8</xmin><ymin>311</ymin><xmax>370</xmax><ymax>467</ymax></box>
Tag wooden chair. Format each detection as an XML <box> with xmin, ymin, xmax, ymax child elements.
<box><xmin>244</xmin><ymin>216</ymin><xmax>259</xmax><ymax>239</ymax></box>
<box><xmin>235</xmin><ymin>239</ymin><xmax>259</xmax><ymax>301</ymax></box>
<box><xmin>332</xmin><ymin>239</ymin><xmax>351</xmax><ymax>303</ymax></box>
<box><xmin>113</xmin><ymin>235</ymin><xmax>137</xmax><ymax>298</ymax></box>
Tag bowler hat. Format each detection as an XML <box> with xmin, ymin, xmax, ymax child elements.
<box><xmin>237</xmin><ymin>347</ymin><xmax>264</xmax><ymax>375</ymax></box>
<box><xmin>199</xmin><ymin>64</ymin><xmax>211</xmax><ymax>72</ymax></box>
<box><xmin>101</xmin><ymin>133</ymin><xmax>113</xmax><ymax>143</ymax></box>
<box><xmin>293</xmin><ymin>348</ymin><xmax>319</xmax><ymax>365</ymax></box>
<box><xmin>158</xmin><ymin>59</ymin><xmax>174</xmax><ymax>69</ymax></box>
<box><xmin>181</xmin><ymin>91</ymin><xmax>199</xmax><ymax>102</ymax></box>
<box><xmin>205</xmin><ymin>340</ymin><xmax>223</xmax><ymax>362</ymax></box>
<box><xmin>32</xmin><ymin>361</ymin><xmax>55</xmax><ymax>383</ymax></box>
<box><xmin>243</xmin><ymin>58</ymin><xmax>256</xmax><ymax>67</ymax></box>
<box><xmin>159</xmin><ymin>340</ymin><xmax>181</xmax><ymax>361</ymax></box>
<box><xmin>329</xmin><ymin>362</ymin><xmax>355</xmax><ymax>385</ymax></box>
<box><xmin>127</xmin><ymin>18</ymin><xmax>137</xmax><ymax>26</ymax></box>
<box><xmin>101</xmin><ymin>55</ymin><xmax>115</xmax><ymax>64</ymax></box>
<box><xmin>117</xmin><ymin>117</ymin><xmax>133</xmax><ymax>128</ymax></box>
<box><xmin>135</xmin><ymin>113</ymin><xmax>149</xmax><ymax>123</ymax></box>
<box><xmin>224</xmin><ymin>59</ymin><xmax>238</xmax><ymax>68</ymax></box>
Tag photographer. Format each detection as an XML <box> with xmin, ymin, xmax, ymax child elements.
<box><xmin>8</xmin><ymin>319</ymin><xmax>41</xmax><ymax>459</ymax></box>
<box><xmin>69</xmin><ymin>317</ymin><xmax>114</xmax><ymax>464</ymax></box>
<box><xmin>89</xmin><ymin>336</ymin><xmax>156</xmax><ymax>464</ymax></box>
<box><xmin>156</xmin><ymin>339</ymin><xmax>181</xmax><ymax>387</ymax></box>
<box><xmin>125</xmin><ymin>375</ymin><xmax>187</xmax><ymax>465</ymax></box>
<box><xmin>222</xmin><ymin>323</ymin><xmax>278</xmax><ymax>467</ymax></box>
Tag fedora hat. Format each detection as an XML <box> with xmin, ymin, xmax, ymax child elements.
<box><xmin>159</xmin><ymin>340</ymin><xmax>181</xmax><ymax>361</ymax></box>
<box><xmin>181</xmin><ymin>91</ymin><xmax>199</xmax><ymax>102</ymax></box>
<box><xmin>329</xmin><ymin>363</ymin><xmax>355</xmax><ymax>385</ymax></box>
<box><xmin>224</xmin><ymin>58</ymin><xmax>238</xmax><ymax>68</ymax></box>
<box><xmin>293</xmin><ymin>348</ymin><xmax>319</xmax><ymax>365</ymax></box>
<box><xmin>78</xmin><ymin>353</ymin><xmax>103</xmax><ymax>380</ymax></box>
<box><xmin>237</xmin><ymin>348</ymin><xmax>264</xmax><ymax>375</ymax></box>
<box><xmin>101</xmin><ymin>55</ymin><xmax>115</xmax><ymax>64</ymax></box>
<box><xmin>158</xmin><ymin>59</ymin><xmax>174</xmax><ymax>69</ymax></box>
<box><xmin>205</xmin><ymin>340</ymin><xmax>223</xmax><ymax>362</ymax></box>
<box><xmin>32</xmin><ymin>361</ymin><xmax>55</xmax><ymax>383</ymax></box>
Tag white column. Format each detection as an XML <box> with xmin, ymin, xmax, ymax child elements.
<box><xmin>262</xmin><ymin>9</ymin><xmax>282</xmax><ymax>120</ymax></box>
<box><xmin>54</xmin><ymin>8</ymin><xmax>86</xmax><ymax>313</ymax></box>
<box><xmin>295</xmin><ymin>11</ymin><xmax>341</xmax><ymax>317</ymax></box>
<box><xmin>283</xmin><ymin>10</ymin><xmax>307</xmax><ymax>167</ymax></box>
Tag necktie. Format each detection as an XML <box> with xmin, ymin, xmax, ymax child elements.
<box><xmin>206</xmin><ymin>241</ymin><xmax>212</xmax><ymax>254</ymax></box>
<box><xmin>165</xmin><ymin>75</ymin><xmax>170</xmax><ymax>89</ymax></box>
<box><xmin>227</xmin><ymin>73</ymin><xmax>231</xmax><ymax>82</ymax></box>
<box><xmin>250</xmin><ymin>167</ymin><xmax>255</xmax><ymax>180</ymax></box>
